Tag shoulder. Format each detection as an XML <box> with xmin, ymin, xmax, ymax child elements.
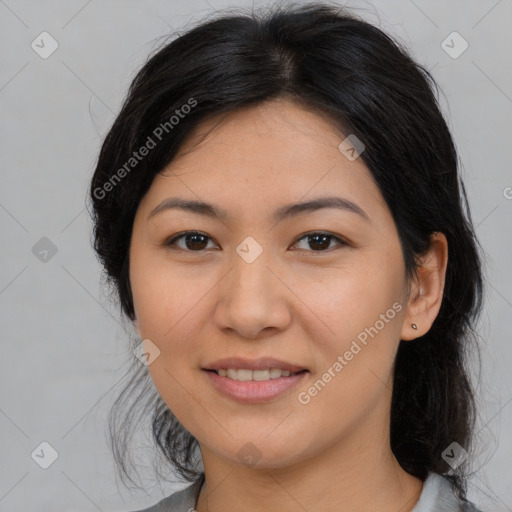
<box><xmin>130</xmin><ymin>474</ymin><xmax>205</xmax><ymax>512</ymax></box>
<box><xmin>412</xmin><ymin>472</ymin><xmax>483</xmax><ymax>512</ymax></box>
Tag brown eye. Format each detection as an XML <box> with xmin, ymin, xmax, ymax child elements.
<box><xmin>164</xmin><ymin>231</ymin><xmax>216</xmax><ymax>251</ymax></box>
<box><xmin>292</xmin><ymin>232</ymin><xmax>347</xmax><ymax>252</ymax></box>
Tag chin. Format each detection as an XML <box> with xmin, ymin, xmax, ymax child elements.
<box><xmin>220</xmin><ymin>438</ymin><xmax>308</xmax><ymax>470</ymax></box>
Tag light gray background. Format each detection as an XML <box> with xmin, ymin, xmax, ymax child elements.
<box><xmin>1</xmin><ymin>0</ymin><xmax>511</xmax><ymax>510</ymax></box>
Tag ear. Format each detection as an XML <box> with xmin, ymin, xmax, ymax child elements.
<box><xmin>400</xmin><ymin>232</ymin><xmax>448</xmax><ymax>341</ymax></box>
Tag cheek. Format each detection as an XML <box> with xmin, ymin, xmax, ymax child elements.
<box><xmin>292</xmin><ymin>275</ymin><xmax>402</xmax><ymax>443</ymax></box>
<box><xmin>130</xmin><ymin>261</ymin><xmax>210</xmax><ymax>424</ymax></box>
<box><xmin>130</xmin><ymin>251</ymin><xmax>201</xmax><ymax>338</ymax></box>
<box><xmin>129</xmin><ymin>252</ymin><xmax>211</xmax><ymax>378</ymax></box>
<box><xmin>289</xmin><ymin>260</ymin><xmax>401</xmax><ymax>340</ymax></box>
<box><xmin>292</xmin><ymin>258</ymin><xmax>404</xmax><ymax>390</ymax></box>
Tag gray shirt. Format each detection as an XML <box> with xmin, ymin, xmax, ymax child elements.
<box><xmin>132</xmin><ymin>472</ymin><xmax>482</xmax><ymax>511</ymax></box>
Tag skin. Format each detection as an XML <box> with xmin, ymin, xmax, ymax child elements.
<box><xmin>129</xmin><ymin>98</ymin><xmax>448</xmax><ymax>512</ymax></box>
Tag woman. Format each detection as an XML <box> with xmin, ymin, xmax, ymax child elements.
<box><xmin>89</xmin><ymin>2</ymin><xmax>485</xmax><ymax>511</ymax></box>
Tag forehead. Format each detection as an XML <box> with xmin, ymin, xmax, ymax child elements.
<box><xmin>140</xmin><ymin>99</ymin><xmax>390</xmax><ymax>224</ymax></box>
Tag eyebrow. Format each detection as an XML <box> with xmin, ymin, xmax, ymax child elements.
<box><xmin>148</xmin><ymin>196</ymin><xmax>370</xmax><ymax>223</ymax></box>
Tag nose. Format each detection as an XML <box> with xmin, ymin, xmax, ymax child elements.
<box><xmin>214</xmin><ymin>246</ymin><xmax>292</xmax><ymax>339</ymax></box>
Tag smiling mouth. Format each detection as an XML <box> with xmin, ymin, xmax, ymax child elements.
<box><xmin>204</xmin><ymin>368</ymin><xmax>308</xmax><ymax>381</ymax></box>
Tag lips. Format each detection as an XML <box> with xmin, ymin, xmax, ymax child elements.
<box><xmin>203</xmin><ymin>356</ymin><xmax>308</xmax><ymax>374</ymax></box>
<box><xmin>203</xmin><ymin>366</ymin><xmax>309</xmax><ymax>403</ymax></box>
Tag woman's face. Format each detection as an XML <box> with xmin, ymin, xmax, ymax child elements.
<box><xmin>129</xmin><ymin>98</ymin><xmax>413</xmax><ymax>470</ymax></box>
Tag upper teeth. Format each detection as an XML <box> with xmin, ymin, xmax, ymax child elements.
<box><xmin>216</xmin><ymin>368</ymin><xmax>300</xmax><ymax>380</ymax></box>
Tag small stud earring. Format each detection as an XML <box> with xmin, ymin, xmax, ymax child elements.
<box><xmin>411</xmin><ymin>323</ymin><xmax>418</xmax><ymax>330</ymax></box>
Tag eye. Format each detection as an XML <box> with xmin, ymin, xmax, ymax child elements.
<box><xmin>163</xmin><ymin>231</ymin><xmax>218</xmax><ymax>252</ymax></box>
<box><xmin>291</xmin><ymin>232</ymin><xmax>347</xmax><ymax>253</ymax></box>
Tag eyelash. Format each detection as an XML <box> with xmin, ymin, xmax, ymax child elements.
<box><xmin>163</xmin><ymin>230</ymin><xmax>348</xmax><ymax>255</ymax></box>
